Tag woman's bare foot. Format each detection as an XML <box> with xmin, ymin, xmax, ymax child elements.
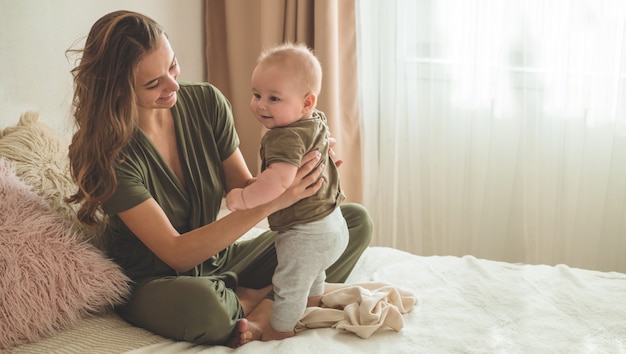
<box><xmin>226</xmin><ymin>319</ymin><xmax>250</xmax><ymax>348</ymax></box>
<box><xmin>236</xmin><ymin>284</ymin><xmax>273</xmax><ymax>315</ymax></box>
<box><xmin>261</xmin><ymin>325</ymin><xmax>295</xmax><ymax>341</ymax></box>
<box><xmin>226</xmin><ymin>296</ymin><xmax>273</xmax><ymax>348</ymax></box>
<box><xmin>226</xmin><ymin>318</ymin><xmax>264</xmax><ymax>348</ymax></box>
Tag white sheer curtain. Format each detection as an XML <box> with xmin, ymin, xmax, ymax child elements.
<box><xmin>356</xmin><ymin>0</ymin><xmax>626</xmax><ymax>272</ymax></box>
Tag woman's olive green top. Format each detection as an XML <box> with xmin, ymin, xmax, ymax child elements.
<box><xmin>102</xmin><ymin>82</ymin><xmax>238</xmax><ymax>281</ymax></box>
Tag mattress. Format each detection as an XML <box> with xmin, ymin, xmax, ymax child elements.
<box><xmin>12</xmin><ymin>246</ymin><xmax>626</xmax><ymax>354</ymax></box>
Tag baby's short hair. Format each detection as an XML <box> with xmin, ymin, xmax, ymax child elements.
<box><xmin>257</xmin><ymin>42</ymin><xmax>322</xmax><ymax>95</ymax></box>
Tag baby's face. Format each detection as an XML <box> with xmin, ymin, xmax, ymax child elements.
<box><xmin>250</xmin><ymin>63</ymin><xmax>309</xmax><ymax>129</ymax></box>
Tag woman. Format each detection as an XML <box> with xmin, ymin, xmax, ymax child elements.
<box><xmin>65</xmin><ymin>10</ymin><xmax>372</xmax><ymax>347</ymax></box>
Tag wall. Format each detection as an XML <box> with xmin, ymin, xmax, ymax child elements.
<box><xmin>0</xmin><ymin>0</ymin><xmax>205</xmax><ymax>139</ymax></box>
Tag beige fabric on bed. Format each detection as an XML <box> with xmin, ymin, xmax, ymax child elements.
<box><xmin>296</xmin><ymin>282</ymin><xmax>417</xmax><ymax>338</ymax></box>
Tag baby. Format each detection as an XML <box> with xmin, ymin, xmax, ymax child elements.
<box><xmin>226</xmin><ymin>42</ymin><xmax>349</xmax><ymax>341</ymax></box>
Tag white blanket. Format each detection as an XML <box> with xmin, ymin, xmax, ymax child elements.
<box><xmin>12</xmin><ymin>247</ymin><xmax>626</xmax><ymax>354</ymax></box>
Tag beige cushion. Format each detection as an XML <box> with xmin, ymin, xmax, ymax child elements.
<box><xmin>0</xmin><ymin>111</ymin><xmax>101</xmax><ymax>243</ymax></box>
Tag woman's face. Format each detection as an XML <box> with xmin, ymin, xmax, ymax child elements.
<box><xmin>134</xmin><ymin>34</ymin><xmax>180</xmax><ymax>110</ymax></box>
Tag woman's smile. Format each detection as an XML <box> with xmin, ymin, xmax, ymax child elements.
<box><xmin>158</xmin><ymin>91</ymin><xmax>177</xmax><ymax>104</ymax></box>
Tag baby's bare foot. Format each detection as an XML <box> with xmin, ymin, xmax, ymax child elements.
<box><xmin>261</xmin><ymin>325</ymin><xmax>295</xmax><ymax>342</ymax></box>
<box><xmin>307</xmin><ymin>295</ymin><xmax>322</xmax><ymax>308</ymax></box>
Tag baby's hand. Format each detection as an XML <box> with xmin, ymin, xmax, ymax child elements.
<box><xmin>225</xmin><ymin>188</ymin><xmax>246</xmax><ymax>211</ymax></box>
<box><xmin>328</xmin><ymin>137</ymin><xmax>343</xmax><ymax>168</ymax></box>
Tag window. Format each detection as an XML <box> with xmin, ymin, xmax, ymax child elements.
<box><xmin>356</xmin><ymin>0</ymin><xmax>626</xmax><ymax>271</ymax></box>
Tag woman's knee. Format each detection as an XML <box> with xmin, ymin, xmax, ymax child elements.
<box><xmin>341</xmin><ymin>203</ymin><xmax>373</xmax><ymax>247</ymax></box>
<box><xmin>326</xmin><ymin>204</ymin><xmax>373</xmax><ymax>283</ymax></box>
<box><xmin>179</xmin><ymin>288</ymin><xmax>241</xmax><ymax>345</ymax></box>
<box><xmin>119</xmin><ymin>276</ymin><xmax>242</xmax><ymax>345</ymax></box>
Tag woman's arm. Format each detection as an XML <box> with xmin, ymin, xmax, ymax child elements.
<box><xmin>118</xmin><ymin>150</ymin><xmax>323</xmax><ymax>272</ymax></box>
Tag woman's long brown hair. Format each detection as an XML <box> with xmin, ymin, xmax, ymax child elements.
<box><xmin>65</xmin><ymin>11</ymin><xmax>164</xmax><ymax>226</ymax></box>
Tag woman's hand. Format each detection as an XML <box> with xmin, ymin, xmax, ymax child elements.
<box><xmin>269</xmin><ymin>150</ymin><xmax>324</xmax><ymax>213</ymax></box>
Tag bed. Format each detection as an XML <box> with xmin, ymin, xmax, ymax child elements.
<box><xmin>9</xmin><ymin>244</ymin><xmax>626</xmax><ymax>354</ymax></box>
<box><xmin>3</xmin><ymin>113</ymin><xmax>626</xmax><ymax>354</ymax></box>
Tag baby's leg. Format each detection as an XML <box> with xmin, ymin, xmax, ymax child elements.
<box><xmin>307</xmin><ymin>270</ymin><xmax>326</xmax><ymax>307</ymax></box>
<box><xmin>269</xmin><ymin>228</ymin><xmax>323</xmax><ymax>339</ymax></box>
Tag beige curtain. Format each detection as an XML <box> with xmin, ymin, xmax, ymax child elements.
<box><xmin>205</xmin><ymin>0</ymin><xmax>363</xmax><ymax>203</ymax></box>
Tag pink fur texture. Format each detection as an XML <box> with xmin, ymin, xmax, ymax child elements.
<box><xmin>0</xmin><ymin>160</ymin><xmax>130</xmax><ymax>350</ymax></box>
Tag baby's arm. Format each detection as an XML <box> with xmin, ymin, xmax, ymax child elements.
<box><xmin>225</xmin><ymin>162</ymin><xmax>298</xmax><ymax>211</ymax></box>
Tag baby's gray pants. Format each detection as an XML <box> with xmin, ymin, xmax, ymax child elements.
<box><xmin>271</xmin><ymin>207</ymin><xmax>349</xmax><ymax>332</ymax></box>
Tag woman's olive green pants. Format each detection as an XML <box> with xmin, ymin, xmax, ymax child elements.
<box><xmin>116</xmin><ymin>203</ymin><xmax>373</xmax><ymax>345</ymax></box>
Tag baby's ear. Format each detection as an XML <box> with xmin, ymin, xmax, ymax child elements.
<box><xmin>302</xmin><ymin>92</ymin><xmax>317</xmax><ymax>114</ymax></box>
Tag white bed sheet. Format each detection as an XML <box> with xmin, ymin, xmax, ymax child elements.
<box><xmin>12</xmin><ymin>246</ymin><xmax>626</xmax><ymax>354</ymax></box>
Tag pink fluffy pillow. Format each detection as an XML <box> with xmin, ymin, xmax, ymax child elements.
<box><xmin>0</xmin><ymin>159</ymin><xmax>131</xmax><ymax>350</ymax></box>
